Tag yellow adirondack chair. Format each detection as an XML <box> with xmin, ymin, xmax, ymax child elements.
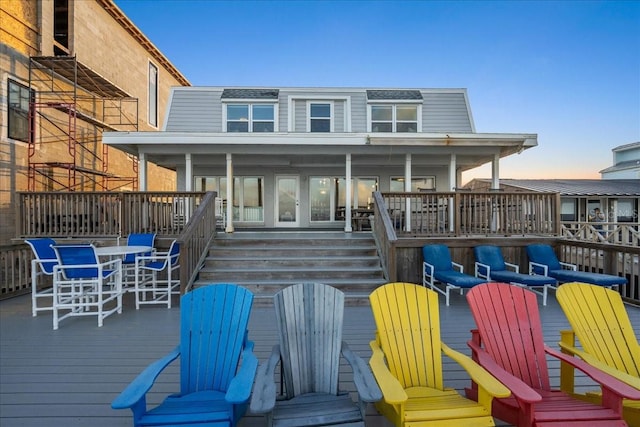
<box><xmin>368</xmin><ymin>282</ymin><xmax>510</xmax><ymax>426</ymax></box>
<box><xmin>557</xmin><ymin>282</ymin><xmax>640</xmax><ymax>426</ymax></box>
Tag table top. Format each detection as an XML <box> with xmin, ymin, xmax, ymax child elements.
<box><xmin>94</xmin><ymin>245</ymin><xmax>153</xmax><ymax>257</ymax></box>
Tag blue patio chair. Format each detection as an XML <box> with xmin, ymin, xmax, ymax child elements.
<box><xmin>526</xmin><ymin>243</ymin><xmax>627</xmax><ymax>289</ymax></box>
<box><xmin>51</xmin><ymin>244</ymin><xmax>122</xmax><ymax>330</ymax></box>
<box><xmin>122</xmin><ymin>233</ymin><xmax>156</xmax><ymax>288</ymax></box>
<box><xmin>134</xmin><ymin>239</ymin><xmax>180</xmax><ymax>309</ymax></box>
<box><xmin>473</xmin><ymin>245</ymin><xmax>556</xmax><ymax>305</ymax></box>
<box><xmin>25</xmin><ymin>238</ymin><xmax>58</xmax><ymax>317</ymax></box>
<box><xmin>422</xmin><ymin>244</ymin><xmax>485</xmax><ymax>305</ymax></box>
<box><xmin>112</xmin><ymin>284</ymin><xmax>257</xmax><ymax>427</ymax></box>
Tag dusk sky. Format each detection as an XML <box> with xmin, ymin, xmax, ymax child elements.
<box><xmin>114</xmin><ymin>0</ymin><xmax>640</xmax><ymax>184</ymax></box>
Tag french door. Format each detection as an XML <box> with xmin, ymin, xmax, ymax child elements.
<box><xmin>275</xmin><ymin>175</ymin><xmax>300</xmax><ymax>227</ymax></box>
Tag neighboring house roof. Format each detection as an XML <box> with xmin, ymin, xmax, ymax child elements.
<box><xmin>221</xmin><ymin>89</ymin><xmax>280</xmax><ymax>99</ymax></box>
<box><xmin>366</xmin><ymin>90</ymin><xmax>423</xmax><ymax>100</ymax></box>
<box><xmin>600</xmin><ymin>159</ymin><xmax>640</xmax><ymax>174</ymax></box>
<box><xmin>612</xmin><ymin>141</ymin><xmax>640</xmax><ymax>152</ymax></box>
<box><xmin>472</xmin><ymin>179</ymin><xmax>640</xmax><ymax>196</ymax></box>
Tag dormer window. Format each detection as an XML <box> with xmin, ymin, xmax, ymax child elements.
<box><xmin>370</xmin><ymin>105</ymin><xmax>418</xmax><ymax>133</ymax></box>
<box><xmin>225</xmin><ymin>104</ymin><xmax>275</xmax><ymax>132</ymax></box>
<box><xmin>309</xmin><ymin>102</ymin><xmax>332</xmax><ymax>132</ymax></box>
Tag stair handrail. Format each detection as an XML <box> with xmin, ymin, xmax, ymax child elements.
<box><xmin>177</xmin><ymin>191</ymin><xmax>218</xmax><ymax>293</ymax></box>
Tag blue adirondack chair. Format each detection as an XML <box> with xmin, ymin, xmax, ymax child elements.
<box><xmin>422</xmin><ymin>244</ymin><xmax>485</xmax><ymax>305</ymax></box>
<box><xmin>112</xmin><ymin>284</ymin><xmax>257</xmax><ymax>427</ymax></box>
<box><xmin>526</xmin><ymin>243</ymin><xmax>627</xmax><ymax>289</ymax></box>
<box><xmin>25</xmin><ymin>238</ymin><xmax>58</xmax><ymax>317</ymax></box>
<box><xmin>473</xmin><ymin>245</ymin><xmax>557</xmax><ymax>305</ymax></box>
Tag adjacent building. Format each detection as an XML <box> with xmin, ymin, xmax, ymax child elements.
<box><xmin>104</xmin><ymin>86</ymin><xmax>539</xmax><ymax>231</ymax></box>
<box><xmin>600</xmin><ymin>141</ymin><xmax>640</xmax><ymax>179</ymax></box>
<box><xmin>0</xmin><ymin>0</ymin><xmax>189</xmax><ymax>244</ymax></box>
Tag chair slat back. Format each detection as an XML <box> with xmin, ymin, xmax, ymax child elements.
<box><xmin>369</xmin><ymin>282</ymin><xmax>444</xmax><ymax>390</ymax></box>
<box><xmin>179</xmin><ymin>284</ymin><xmax>253</xmax><ymax>394</ymax></box>
<box><xmin>422</xmin><ymin>244</ymin><xmax>454</xmax><ymax>272</ymax></box>
<box><xmin>467</xmin><ymin>282</ymin><xmax>551</xmax><ymax>390</ymax></box>
<box><xmin>25</xmin><ymin>238</ymin><xmax>57</xmax><ymax>274</ymax></box>
<box><xmin>52</xmin><ymin>244</ymin><xmax>100</xmax><ymax>279</ymax></box>
<box><xmin>274</xmin><ymin>283</ymin><xmax>344</xmax><ymax>398</ymax></box>
<box><xmin>557</xmin><ymin>282</ymin><xmax>640</xmax><ymax>377</ymax></box>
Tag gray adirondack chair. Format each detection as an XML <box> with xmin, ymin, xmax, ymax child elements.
<box><xmin>250</xmin><ymin>283</ymin><xmax>381</xmax><ymax>427</ymax></box>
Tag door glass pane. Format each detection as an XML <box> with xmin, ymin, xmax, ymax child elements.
<box><xmin>243</xmin><ymin>177</ymin><xmax>264</xmax><ymax>221</ymax></box>
<box><xmin>278</xmin><ymin>178</ymin><xmax>296</xmax><ymax>222</ymax></box>
<box><xmin>310</xmin><ymin>177</ymin><xmax>331</xmax><ymax>221</ymax></box>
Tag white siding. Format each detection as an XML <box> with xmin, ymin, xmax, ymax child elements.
<box><xmin>350</xmin><ymin>92</ymin><xmax>367</xmax><ymax>132</ymax></box>
<box><xmin>165</xmin><ymin>89</ymin><xmax>223</xmax><ymax>132</ymax></box>
<box><xmin>421</xmin><ymin>92</ymin><xmax>472</xmax><ymax>132</ymax></box>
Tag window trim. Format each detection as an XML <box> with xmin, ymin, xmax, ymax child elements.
<box><xmin>148</xmin><ymin>62</ymin><xmax>158</xmax><ymax>128</ymax></box>
<box><xmin>307</xmin><ymin>100</ymin><xmax>334</xmax><ymax>132</ymax></box>
<box><xmin>367</xmin><ymin>103</ymin><xmax>422</xmax><ymax>133</ymax></box>
<box><xmin>222</xmin><ymin>101</ymin><xmax>278</xmax><ymax>133</ymax></box>
<box><xmin>7</xmin><ymin>78</ymin><xmax>34</xmax><ymax>143</ymax></box>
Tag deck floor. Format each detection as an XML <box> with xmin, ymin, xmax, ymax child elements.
<box><xmin>1</xmin><ymin>287</ymin><xmax>639</xmax><ymax>427</ymax></box>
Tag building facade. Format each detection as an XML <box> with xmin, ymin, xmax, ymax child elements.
<box><xmin>0</xmin><ymin>0</ymin><xmax>189</xmax><ymax>244</ymax></box>
<box><xmin>105</xmin><ymin>86</ymin><xmax>539</xmax><ymax>231</ymax></box>
<box><xmin>600</xmin><ymin>142</ymin><xmax>640</xmax><ymax>179</ymax></box>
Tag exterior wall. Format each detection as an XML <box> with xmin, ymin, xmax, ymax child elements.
<box><xmin>165</xmin><ymin>88</ymin><xmax>223</xmax><ymax>132</ymax></box>
<box><xmin>0</xmin><ymin>0</ymin><xmax>188</xmax><ymax>244</ymax></box>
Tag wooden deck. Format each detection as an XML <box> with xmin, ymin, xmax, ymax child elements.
<box><xmin>1</xmin><ymin>287</ymin><xmax>639</xmax><ymax>427</ymax></box>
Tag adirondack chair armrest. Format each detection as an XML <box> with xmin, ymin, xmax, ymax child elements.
<box><xmin>226</xmin><ymin>339</ymin><xmax>258</xmax><ymax>404</ymax></box>
<box><xmin>545</xmin><ymin>345</ymin><xmax>640</xmax><ymax>399</ymax></box>
<box><xmin>441</xmin><ymin>343</ymin><xmax>510</xmax><ymax>399</ymax></box>
<box><xmin>369</xmin><ymin>340</ymin><xmax>407</xmax><ymax>404</ymax></box>
<box><xmin>467</xmin><ymin>339</ymin><xmax>541</xmax><ymax>403</ymax></box>
<box><xmin>528</xmin><ymin>261</ymin><xmax>548</xmax><ymax>275</ymax></box>
<box><xmin>558</xmin><ymin>340</ymin><xmax>640</xmax><ymax>389</ymax></box>
<box><xmin>111</xmin><ymin>345</ymin><xmax>180</xmax><ymax>410</ymax></box>
<box><xmin>504</xmin><ymin>262</ymin><xmax>519</xmax><ymax>273</ymax></box>
<box><xmin>249</xmin><ymin>344</ymin><xmax>281</xmax><ymax>414</ymax></box>
<box><xmin>474</xmin><ymin>262</ymin><xmax>491</xmax><ymax>280</ymax></box>
<box><xmin>341</xmin><ymin>341</ymin><xmax>382</xmax><ymax>403</ymax></box>
<box><xmin>451</xmin><ymin>261</ymin><xmax>464</xmax><ymax>272</ymax></box>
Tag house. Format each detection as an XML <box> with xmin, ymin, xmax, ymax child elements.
<box><xmin>0</xmin><ymin>0</ymin><xmax>189</xmax><ymax>245</ymax></box>
<box><xmin>104</xmin><ymin>86</ymin><xmax>538</xmax><ymax>231</ymax></box>
<box><xmin>600</xmin><ymin>141</ymin><xmax>640</xmax><ymax>179</ymax></box>
<box><xmin>464</xmin><ymin>178</ymin><xmax>640</xmax><ymax>224</ymax></box>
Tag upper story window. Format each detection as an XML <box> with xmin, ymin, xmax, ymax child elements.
<box><xmin>148</xmin><ymin>62</ymin><xmax>158</xmax><ymax>127</ymax></box>
<box><xmin>8</xmin><ymin>79</ymin><xmax>34</xmax><ymax>142</ymax></box>
<box><xmin>370</xmin><ymin>105</ymin><xmax>419</xmax><ymax>132</ymax></box>
<box><xmin>226</xmin><ymin>104</ymin><xmax>275</xmax><ymax>132</ymax></box>
<box><xmin>309</xmin><ymin>102</ymin><xmax>332</xmax><ymax>132</ymax></box>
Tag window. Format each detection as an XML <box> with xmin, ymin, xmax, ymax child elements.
<box><xmin>370</xmin><ymin>105</ymin><xmax>418</xmax><ymax>132</ymax></box>
<box><xmin>390</xmin><ymin>177</ymin><xmax>435</xmax><ymax>192</ymax></box>
<box><xmin>193</xmin><ymin>175</ymin><xmax>264</xmax><ymax>222</ymax></box>
<box><xmin>148</xmin><ymin>63</ymin><xmax>158</xmax><ymax>127</ymax></box>
<box><xmin>53</xmin><ymin>0</ymin><xmax>69</xmax><ymax>55</ymax></box>
<box><xmin>8</xmin><ymin>79</ymin><xmax>33</xmax><ymax>142</ymax></box>
<box><xmin>226</xmin><ymin>104</ymin><xmax>275</xmax><ymax>132</ymax></box>
<box><xmin>309</xmin><ymin>102</ymin><xmax>331</xmax><ymax>132</ymax></box>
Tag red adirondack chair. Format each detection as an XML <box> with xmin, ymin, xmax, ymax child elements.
<box><xmin>465</xmin><ymin>282</ymin><xmax>640</xmax><ymax>427</ymax></box>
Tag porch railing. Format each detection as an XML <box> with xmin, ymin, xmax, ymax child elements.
<box><xmin>381</xmin><ymin>191</ymin><xmax>560</xmax><ymax>236</ymax></box>
<box><xmin>561</xmin><ymin>222</ymin><xmax>640</xmax><ymax>246</ymax></box>
<box><xmin>18</xmin><ymin>191</ymin><xmax>207</xmax><ymax>239</ymax></box>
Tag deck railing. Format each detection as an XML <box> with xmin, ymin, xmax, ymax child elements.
<box><xmin>561</xmin><ymin>222</ymin><xmax>640</xmax><ymax>246</ymax></box>
<box><xmin>18</xmin><ymin>191</ymin><xmax>207</xmax><ymax>239</ymax></box>
<box><xmin>381</xmin><ymin>191</ymin><xmax>560</xmax><ymax>236</ymax></box>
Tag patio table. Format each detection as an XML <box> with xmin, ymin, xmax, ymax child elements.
<box><xmin>95</xmin><ymin>246</ymin><xmax>154</xmax><ymax>292</ymax></box>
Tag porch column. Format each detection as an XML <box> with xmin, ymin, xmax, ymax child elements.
<box><xmin>185</xmin><ymin>153</ymin><xmax>193</xmax><ymax>191</ymax></box>
<box><xmin>225</xmin><ymin>153</ymin><xmax>234</xmax><ymax>233</ymax></box>
<box><xmin>405</xmin><ymin>153</ymin><xmax>411</xmax><ymax>232</ymax></box>
<box><xmin>449</xmin><ymin>154</ymin><xmax>457</xmax><ymax>232</ymax></box>
<box><xmin>138</xmin><ymin>152</ymin><xmax>147</xmax><ymax>191</ymax></box>
<box><xmin>491</xmin><ymin>153</ymin><xmax>500</xmax><ymax>190</ymax></box>
<box><xmin>345</xmin><ymin>154</ymin><xmax>352</xmax><ymax>232</ymax></box>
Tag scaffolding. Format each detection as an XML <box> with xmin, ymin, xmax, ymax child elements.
<box><xmin>28</xmin><ymin>56</ymin><xmax>139</xmax><ymax>192</ymax></box>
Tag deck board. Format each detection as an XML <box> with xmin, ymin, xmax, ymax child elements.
<box><xmin>1</xmin><ymin>287</ymin><xmax>639</xmax><ymax>427</ymax></box>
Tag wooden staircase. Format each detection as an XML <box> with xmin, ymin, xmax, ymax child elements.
<box><xmin>194</xmin><ymin>231</ymin><xmax>387</xmax><ymax>305</ymax></box>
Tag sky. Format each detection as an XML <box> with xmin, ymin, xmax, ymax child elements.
<box><xmin>114</xmin><ymin>0</ymin><xmax>640</xmax><ymax>184</ymax></box>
